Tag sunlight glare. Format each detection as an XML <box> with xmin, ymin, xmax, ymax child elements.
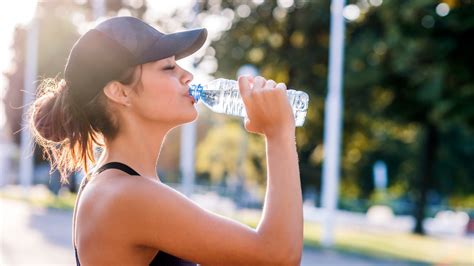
<box><xmin>146</xmin><ymin>0</ymin><xmax>194</xmax><ymax>16</ymax></box>
<box><xmin>0</xmin><ymin>0</ymin><xmax>38</xmax><ymax>130</ymax></box>
<box><xmin>0</xmin><ymin>0</ymin><xmax>38</xmax><ymax>26</ymax></box>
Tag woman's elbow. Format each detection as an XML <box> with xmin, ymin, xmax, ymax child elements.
<box><xmin>281</xmin><ymin>245</ymin><xmax>303</xmax><ymax>266</ymax></box>
<box><xmin>260</xmin><ymin>242</ymin><xmax>302</xmax><ymax>266</ymax></box>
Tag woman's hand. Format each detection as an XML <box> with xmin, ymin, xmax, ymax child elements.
<box><xmin>238</xmin><ymin>75</ymin><xmax>295</xmax><ymax>139</ymax></box>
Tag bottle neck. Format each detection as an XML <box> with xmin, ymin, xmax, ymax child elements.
<box><xmin>189</xmin><ymin>84</ymin><xmax>204</xmax><ymax>103</ymax></box>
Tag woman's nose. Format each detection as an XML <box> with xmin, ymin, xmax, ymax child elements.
<box><xmin>182</xmin><ymin>69</ymin><xmax>194</xmax><ymax>85</ymax></box>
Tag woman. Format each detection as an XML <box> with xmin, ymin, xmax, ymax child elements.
<box><xmin>30</xmin><ymin>16</ymin><xmax>302</xmax><ymax>265</ymax></box>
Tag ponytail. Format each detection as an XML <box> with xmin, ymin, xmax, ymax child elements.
<box><xmin>29</xmin><ymin>66</ymin><xmax>141</xmax><ymax>183</ymax></box>
<box><xmin>30</xmin><ymin>79</ymin><xmax>105</xmax><ymax>183</ymax></box>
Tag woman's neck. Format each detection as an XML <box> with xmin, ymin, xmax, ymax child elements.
<box><xmin>101</xmin><ymin>122</ymin><xmax>172</xmax><ymax>179</ymax></box>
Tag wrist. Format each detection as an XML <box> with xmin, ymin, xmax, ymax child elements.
<box><xmin>265</xmin><ymin>129</ymin><xmax>296</xmax><ymax>144</ymax></box>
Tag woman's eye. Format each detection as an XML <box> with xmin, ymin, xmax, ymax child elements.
<box><xmin>164</xmin><ymin>65</ymin><xmax>176</xmax><ymax>70</ymax></box>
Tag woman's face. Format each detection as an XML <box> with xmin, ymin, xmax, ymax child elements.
<box><xmin>128</xmin><ymin>56</ymin><xmax>197</xmax><ymax>127</ymax></box>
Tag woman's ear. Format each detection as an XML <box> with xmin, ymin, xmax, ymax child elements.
<box><xmin>103</xmin><ymin>81</ymin><xmax>131</xmax><ymax>107</ymax></box>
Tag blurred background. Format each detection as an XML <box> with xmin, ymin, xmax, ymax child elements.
<box><xmin>0</xmin><ymin>0</ymin><xmax>473</xmax><ymax>265</ymax></box>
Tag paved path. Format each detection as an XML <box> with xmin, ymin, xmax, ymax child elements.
<box><xmin>1</xmin><ymin>198</ymin><xmax>74</xmax><ymax>265</ymax></box>
<box><xmin>1</xmin><ymin>198</ymin><xmax>420</xmax><ymax>265</ymax></box>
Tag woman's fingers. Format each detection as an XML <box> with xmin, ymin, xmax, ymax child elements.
<box><xmin>238</xmin><ymin>76</ymin><xmax>252</xmax><ymax>99</ymax></box>
<box><xmin>239</xmin><ymin>75</ymin><xmax>294</xmax><ymax>136</ymax></box>
<box><xmin>275</xmin><ymin>82</ymin><xmax>287</xmax><ymax>90</ymax></box>
<box><xmin>253</xmin><ymin>76</ymin><xmax>266</xmax><ymax>90</ymax></box>
<box><xmin>263</xmin><ymin>80</ymin><xmax>277</xmax><ymax>90</ymax></box>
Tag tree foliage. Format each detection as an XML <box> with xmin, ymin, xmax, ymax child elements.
<box><xmin>344</xmin><ymin>0</ymin><xmax>474</xmax><ymax>233</ymax></box>
<box><xmin>209</xmin><ymin>0</ymin><xmax>474</xmax><ymax>234</ymax></box>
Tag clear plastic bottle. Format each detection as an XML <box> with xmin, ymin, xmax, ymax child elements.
<box><xmin>189</xmin><ymin>78</ymin><xmax>309</xmax><ymax>127</ymax></box>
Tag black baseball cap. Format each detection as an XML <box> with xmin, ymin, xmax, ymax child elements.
<box><xmin>64</xmin><ymin>16</ymin><xmax>207</xmax><ymax>105</ymax></box>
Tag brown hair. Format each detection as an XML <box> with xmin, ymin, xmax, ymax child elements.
<box><xmin>29</xmin><ymin>65</ymin><xmax>142</xmax><ymax>183</ymax></box>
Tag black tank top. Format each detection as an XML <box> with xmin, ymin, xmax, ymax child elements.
<box><xmin>74</xmin><ymin>162</ymin><xmax>196</xmax><ymax>266</ymax></box>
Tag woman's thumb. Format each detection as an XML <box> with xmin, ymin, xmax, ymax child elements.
<box><xmin>244</xmin><ymin>117</ymin><xmax>258</xmax><ymax>134</ymax></box>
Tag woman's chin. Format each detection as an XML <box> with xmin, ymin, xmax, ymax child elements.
<box><xmin>187</xmin><ymin>110</ymin><xmax>199</xmax><ymax>122</ymax></box>
<box><xmin>178</xmin><ymin>109</ymin><xmax>199</xmax><ymax>125</ymax></box>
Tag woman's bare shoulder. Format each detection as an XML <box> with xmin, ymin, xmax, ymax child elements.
<box><xmin>76</xmin><ymin>173</ymin><xmax>170</xmax><ymax>237</ymax></box>
<box><xmin>80</xmin><ymin>172</ymin><xmax>165</xmax><ymax>209</ymax></box>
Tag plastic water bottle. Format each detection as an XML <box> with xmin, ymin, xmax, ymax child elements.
<box><xmin>189</xmin><ymin>78</ymin><xmax>309</xmax><ymax>127</ymax></box>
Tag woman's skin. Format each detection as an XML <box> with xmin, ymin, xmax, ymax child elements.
<box><xmin>73</xmin><ymin>56</ymin><xmax>303</xmax><ymax>265</ymax></box>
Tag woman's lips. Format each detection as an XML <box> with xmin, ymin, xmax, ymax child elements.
<box><xmin>186</xmin><ymin>94</ymin><xmax>196</xmax><ymax>104</ymax></box>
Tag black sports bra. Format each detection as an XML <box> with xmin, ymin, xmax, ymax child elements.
<box><xmin>74</xmin><ymin>162</ymin><xmax>196</xmax><ymax>266</ymax></box>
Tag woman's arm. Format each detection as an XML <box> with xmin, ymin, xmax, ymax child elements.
<box><xmin>103</xmin><ymin>76</ymin><xmax>303</xmax><ymax>265</ymax></box>
<box><xmin>257</xmin><ymin>132</ymin><xmax>303</xmax><ymax>264</ymax></box>
<box><xmin>243</xmin><ymin>75</ymin><xmax>303</xmax><ymax>264</ymax></box>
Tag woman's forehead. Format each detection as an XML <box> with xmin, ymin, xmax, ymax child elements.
<box><xmin>142</xmin><ymin>56</ymin><xmax>176</xmax><ymax>69</ymax></box>
<box><xmin>155</xmin><ymin>56</ymin><xmax>176</xmax><ymax>65</ymax></box>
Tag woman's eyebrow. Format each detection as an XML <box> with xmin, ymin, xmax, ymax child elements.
<box><xmin>162</xmin><ymin>59</ymin><xmax>174</xmax><ymax>66</ymax></box>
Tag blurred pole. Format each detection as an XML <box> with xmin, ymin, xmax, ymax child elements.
<box><xmin>180</xmin><ymin>122</ymin><xmax>196</xmax><ymax>197</ymax></box>
<box><xmin>373</xmin><ymin>160</ymin><xmax>388</xmax><ymax>192</ymax></box>
<box><xmin>321</xmin><ymin>0</ymin><xmax>346</xmax><ymax>247</ymax></box>
<box><xmin>19</xmin><ymin>18</ymin><xmax>39</xmax><ymax>192</ymax></box>
<box><xmin>180</xmin><ymin>1</ymin><xmax>201</xmax><ymax>197</ymax></box>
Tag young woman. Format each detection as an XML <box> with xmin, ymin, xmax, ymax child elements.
<box><xmin>30</xmin><ymin>16</ymin><xmax>302</xmax><ymax>265</ymax></box>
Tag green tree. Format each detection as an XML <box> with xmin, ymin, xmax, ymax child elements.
<box><xmin>344</xmin><ymin>0</ymin><xmax>474</xmax><ymax>234</ymax></box>
<box><xmin>196</xmin><ymin>120</ymin><xmax>267</xmax><ymax>198</ymax></box>
<box><xmin>211</xmin><ymin>0</ymin><xmax>474</xmax><ymax>235</ymax></box>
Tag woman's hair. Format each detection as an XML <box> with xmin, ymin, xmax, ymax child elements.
<box><xmin>29</xmin><ymin>65</ymin><xmax>142</xmax><ymax>183</ymax></box>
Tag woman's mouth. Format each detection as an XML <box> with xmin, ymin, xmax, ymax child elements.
<box><xmin>186</xmin><ymin>94</ymin><xmax>196</xmax><ymax>104</ymax></box>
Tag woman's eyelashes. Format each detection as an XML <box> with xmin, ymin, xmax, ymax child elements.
<box><xmin>163</xmin><ymin>65</ymin><xmax>176</xmax><ymax>71</ymax></box>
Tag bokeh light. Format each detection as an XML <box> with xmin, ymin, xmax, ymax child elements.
<box><xmin>369</xmin><ymin>0</ymin><xmax>383</xmax><ymax>7</ymax></box>
<box><xmin>343</xmin><ymin>4</ymin><xmax>361</xmax><ymax>21</ymax></box>
<box><xmin>277</xmin><ymin>0</ymin><xmax>294</xmax><ymax>9</ymax></box>
<box><xmin>236</xmin><ymin>4</ymin><xmax>251</xmax><ymax>18</ymax></box>
<box><xmin>422</xmin><ymin>15</ymin><xmax>435</xmax><ymax>28</ymax></box>
<box><xmin>436</xmin><ymin>3</ymin><xmax>450</xmax><ymax>17</ymax></box>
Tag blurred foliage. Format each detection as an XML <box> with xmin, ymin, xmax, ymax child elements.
<box><xmin>343</xmin><ymin>0</ymin><xmax>474</xmax><ymax>233</ymax></box>
<box><xmin>449</xmin><ymin>194</ymin><xmax>474</xmax><ymax>209</ymax></box>
<box><xmin>196</xmin><ymin>121</ymin><xmax>266</xmax><ymax>188</ymax></box>
<box><xmin>0</xmin><ymin>185</ymin><xmax>76</xmax><ymax>210</ymax></box>
<box><xmin>208</xmin><ymin>0</ymin><xmax>474</xmax><ymax>234</ymax></box>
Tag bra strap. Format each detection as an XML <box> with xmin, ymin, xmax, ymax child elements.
<box><xmin>96</xmin><ymin>162</ymin><xmax>141</xmax><ymax>176</ymax></box>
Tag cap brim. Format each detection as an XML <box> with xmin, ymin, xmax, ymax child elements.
<box><xmin>139</xmin><ymin>28</ymin><xmax>207</xmax><ymax>64</ymax></box>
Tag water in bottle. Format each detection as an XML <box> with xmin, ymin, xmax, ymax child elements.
<box><xmin>189</xmin><ymin>78</ymin><xmax>309</xmax><ymax>127</ymax></box>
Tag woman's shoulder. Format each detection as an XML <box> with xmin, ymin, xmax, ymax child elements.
<box><xmin>75</xmin><ymin>174</ymin><xmax>170</xmax><ymax>250</ymax></box>
<box><xmin>78</xmin><ymin>173</ymin><xmax>166</xmax><ymax>219</ymax></box>
<box><xmin>84</xmin><ymin>172</ymin><xmax>162</xmax><ymax>202</ymax></box>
